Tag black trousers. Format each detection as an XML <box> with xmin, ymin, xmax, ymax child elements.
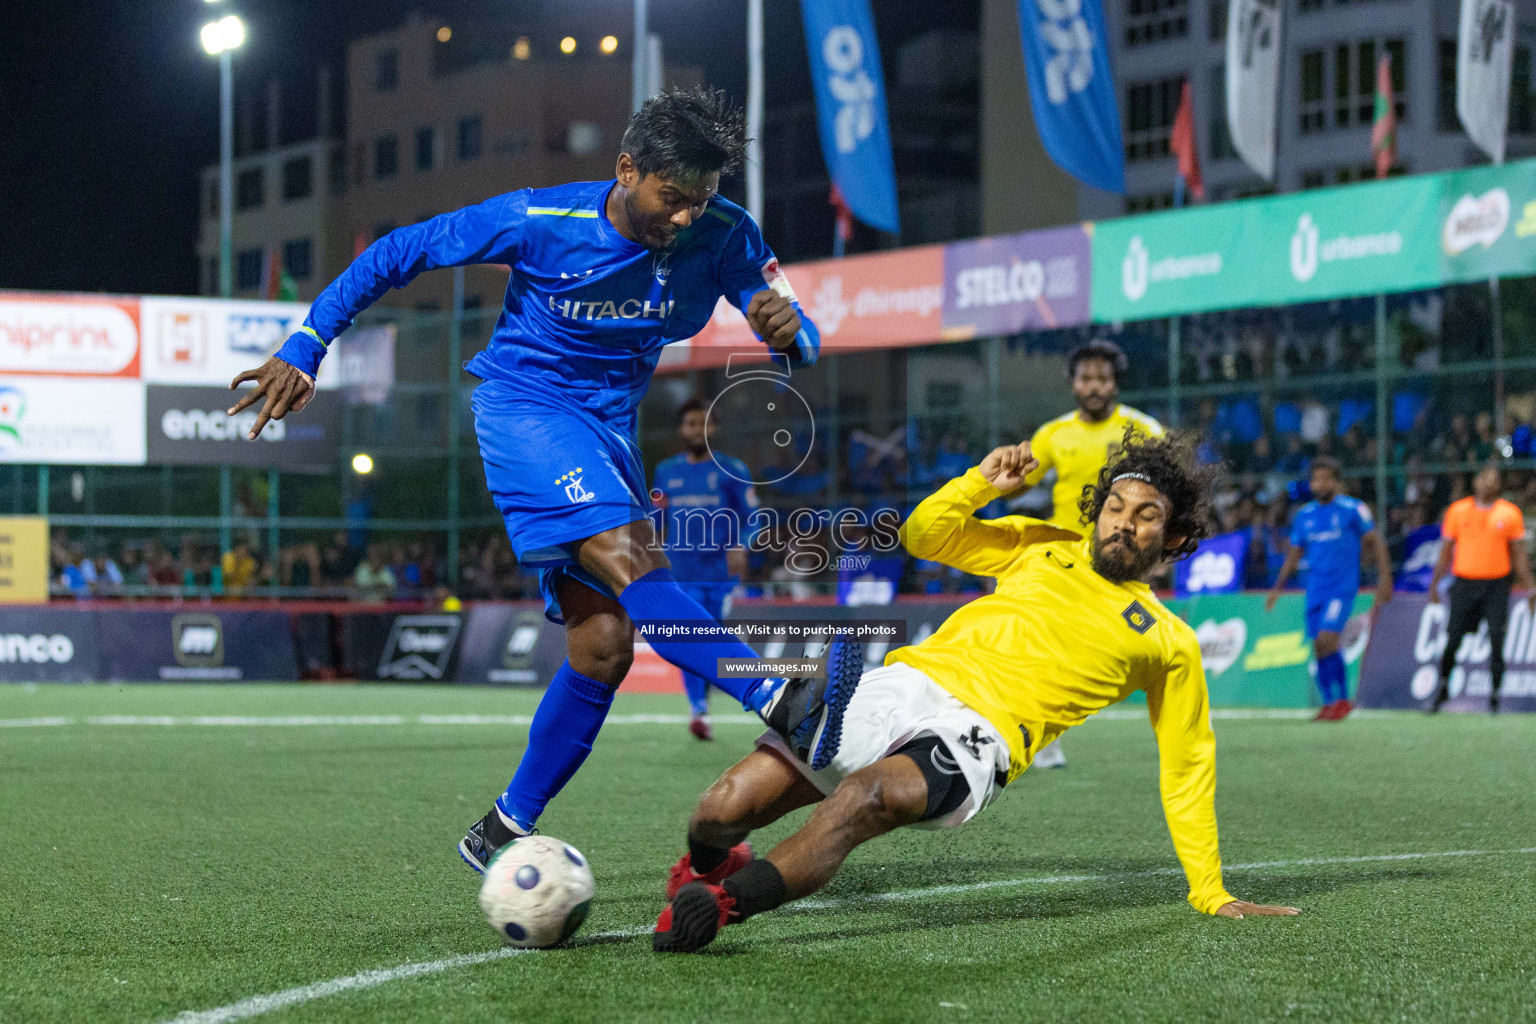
<box><xmin>1439</xmin><ymin>575</ymin><xmax>1513</xmax><ymax>693</ymax></box>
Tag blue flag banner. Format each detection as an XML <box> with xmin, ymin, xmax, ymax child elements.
<box><xmin>1398</xmin><ymin>524</ymin><xmax>1442</xmax><ymax>593</ymax></box>
<box><xmin>1175</xmin><ymin>531</ymin><xmax>1249</xmax><ymax>597</ymax></box>
<box><xmin>801</xmin><ymin>0</ymin><xmax>901</xmax><ymax>234</ymax></box>
<box><xmin>1015</xmin><ymin>0</ymin><xmax>1125</xmax><ymax>193</ymax></box>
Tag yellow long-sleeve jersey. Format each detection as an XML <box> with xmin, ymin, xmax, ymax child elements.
<box><xmin>891</xmin><ymin>468</ymin><xmax>1235</xmax><ymax>915</ymax></box>
<box><xmin>1025</xmin><ymin>404</ymin><xmax>1164</xmax><ymax>534</ymax></box>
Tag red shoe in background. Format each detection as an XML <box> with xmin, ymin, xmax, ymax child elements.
<box><xmin>1333</xmin><ymin>699</ymin><xmax>1354</xmax><ymax>720</ymax></box>
<box><xmin>665</xmin><ymin>841</ymin><xmax>752</xmax><ymax>901</ymax></box>
<box><xmin>1313</xmin><ymin>702</ymin><xmax>1336</xmax><ymax>721</ymax></box>
<box><xmin>689</xmin><ymin>715</ymin><xmax>713</xmax><ymax>742</ymax></box>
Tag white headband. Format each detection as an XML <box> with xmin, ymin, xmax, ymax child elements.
<box><xmin>1112</xmin><ymin>472</ymin><xmax>1153</xmax><ymax>485</ymax></box>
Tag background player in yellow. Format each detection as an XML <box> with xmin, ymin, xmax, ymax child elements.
<box><xmin>1022</xmin><ymin>339</ymin><xmax>1163</xmax><ymax>767</ymax></box>
<box><xmin>653</xmin><ymin>431</ymin><xmax>1298</xmax><ymax>953</ymax></box>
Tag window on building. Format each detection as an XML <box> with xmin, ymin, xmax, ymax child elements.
<box><xmin>235</xmin><ymin>167</ymin><xmax>263</xmax><ymax>211</ymax></box>
<box><xmin>1335</xmin><ymin>38</ymin><xmax>1406</xmax><ymax>129</ymax></box>
<box><xmin>415</xmin><ymin>126</ymin><xmax>437</xmax><ymax>171</ymax></box>
<box><xmin>376</xmin><ymin>48</ymin><xmax>399</xmax><ymax>92</ymax></box>
<box><xmin>328</xmin><ymin>146</ymin><xmax>347</xmax><ymax>194</ymax></box>
<box><xmin>283</xmin><ymin>238</ymin><xmax>313</xmax><ymax>280</ymax></box>
<box><xmin>458</xmin><ymin>115</ymin><xmax>483</xmax><ymax>161</ymax></box>
<box><xmin>281</xmin><ymin>156</ymin><xmax>312</xmax><ymax>200</ymax></box>
<box><xmin>1208</xmin><ymin>64</ymin><xmax>1238</xmax><ymax>161</ymax></box>
<box><xmin>1438</xmin><ymin>39</ymin><xmax>1458</xmax><ymax>132</ymax></box>
<box><xmin>1299</xmin><ymin>0</ymin><xmax>1324</xmax><ymax>11</ymax></box>
<box><xmin>1208</xmin><ymin>0</ymin><xmax>1227</xmax><ymax>42</ymax></box>
<box><xmin>1126</xmin><ymin>192</ymin><xmax>1176</xmax><ymax>213</ymax></box>
<box><xmin>374</xmin><ymin>134</ymin><xmax>399</xmax><ymax>179</ymax></box>
<box><xmin>1301</xmin><ymin>49</ymin><xmax>1326</xmax><ymax>133</ymax></box>
<box><xmin>1124</xmin><ymin>0</ymin><xmax>1188</xmax><ymax>48</ymax></box>
<box><xmin>1513</xmin><ymin>46</ymin><xmax>1533</xmax><ymax>134</ymax></box>
<box><xmin>236</xmin><ymin>249</ymin><xmax>263</xmax><ymax>290</ymax></box>
<box><xmin>1125</xmin><ymin>77</ymin><xmax>1181</xmax><ymax>162</ymax></box>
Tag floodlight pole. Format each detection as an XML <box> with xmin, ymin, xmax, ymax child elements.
<box><xmin>631</xmin><ymin>0</ymin><xmax>648</xmax><ymax>114</ymax></box>
<box><xmin>219</xmin><ymin>47</ymin><xmax>234</xmax><ymax>298</ymax></box>
<box><xmin>746</xmin><ymin>0</ymin><xmax>764</xmax><ymax>222</ymax></box>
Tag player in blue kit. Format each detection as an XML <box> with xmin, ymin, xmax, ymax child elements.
<box><xmin>226</xmin><ymin>89</ymin><xmax>863</xmax><ymax>870</ymax></box>
<box><xmin>1266</xmin><ymin>458</ymin><xmax>1393</xmax><ymax>721</ymax></box>
<box><xmin>652</xmin><ymin>397</ymin><xmax>760</xmax><ymax>741</ymax></box>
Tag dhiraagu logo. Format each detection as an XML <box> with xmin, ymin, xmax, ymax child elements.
<box><xmin>1119</xmin><ymin>234</ymin><xmax>1222</xmax><ymax>302</ymax></box>
<box><xmin>0</xmin><ymin>387</ymin><xmax>24</xmax><ymax>450</ymax></box>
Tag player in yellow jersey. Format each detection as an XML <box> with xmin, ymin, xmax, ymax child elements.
<box><xmin>653</xmin><ymin>431</ymin><xmax>1298</xmax><ymax>952</ymax></box>
<box><xmin>1024</xmin><ymin>339</ymin><xmax>1162</xmax><ymax>767</ymax></box>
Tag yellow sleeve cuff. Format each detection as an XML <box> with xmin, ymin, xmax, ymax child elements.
<box><xmin>953</xmin><ymin>467</ymin><xmax>1003</xmax><ymax>506</ymax></box>
<box><xmin>1189</xmin><ymin>888</ymin><xmax>1238</xmax><ymax>915</ymax></box>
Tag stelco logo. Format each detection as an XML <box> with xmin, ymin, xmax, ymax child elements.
<box><xmin>0</xmin><ymin>300</ymin><xmax>139</xmax><ymax>375</ymax></box>
<box><xmin>162</xmin><ymin>408</ymin><xmax>286</xmax><ymax>442</ymax></box>
<box><xmin>0</xmin><ymin>634</ymin><xmax>75</xmax><ymax>664</ymax></box>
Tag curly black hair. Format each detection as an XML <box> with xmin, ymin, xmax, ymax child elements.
<box><xmin>620</xmin><ymin>87</ymin><xmax>747</xmax><ymax>180</ymax></box>
<box><xmin>1066</xmin><ymin>339</ymin><xmax>1129</xmax><ymax>383</ymax></box>
<box><xmin>676</xmin><ymin>396</ymin><xmax>706</xmax><ymax>423</ymax></box>
<box><xmin>1076</xmin><ymin>427</ymin><xmax>1218</xmax><ymax>560</ymax></box>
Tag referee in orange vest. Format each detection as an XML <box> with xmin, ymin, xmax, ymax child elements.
<box><xmin>1427</xmin><ymin>463</ymin><xmax>1536</xmax><ymax>713</ymax></box>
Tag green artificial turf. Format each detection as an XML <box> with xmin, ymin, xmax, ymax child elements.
<box><xmin>1</xmin><ymin>684</ymin><xmax>1532</xmax><ymax>1024</ymax></box>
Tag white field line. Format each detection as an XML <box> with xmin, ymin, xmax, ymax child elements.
<box><xmin>0</xmin><ymin>713</ymin><xmax>761</xmax><ymax>729</ymax></box>
<box><xmin>0</xmin><ymin>708</ymin><xmax>1399</xmax><ymax>730</ymax></box>
<box><xmin>158</xmin><ymin>846</ymin><xmax>1536</xmax><ymax>1024</ymax></box>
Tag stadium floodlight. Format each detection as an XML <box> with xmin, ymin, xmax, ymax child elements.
<box><xmin>351</xmin><ymin>453</ymin><xmax>375</xmax><ymax>475</ymax></box>
<box><xmin>200</xmin><ymin>14</ymin><xmax>245</xmax><ymax>55</ymax></box>
<box><xmin>600</xmin><ymin>35</ymin><xmax>619</xmax><ymax>55</ymax></box>
<box><xmin>560</xmin><ymin>36</ymin><xmax>577</xmax><ymax>54</ymax></box>
<box><xmin>202</xmin><ymin>13</ymin><xmax>245</xmax><ymax>298</ymax></box>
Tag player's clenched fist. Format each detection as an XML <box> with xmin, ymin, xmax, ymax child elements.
<box><xmin>745</xmin><ymin>290</ymin><xmax>801</xmax><ymax>352</ymax></box>
<box><xmin>977</xmin><ymin>442</ymin><xmax>1038</xmax><ymax>494</ymax></box>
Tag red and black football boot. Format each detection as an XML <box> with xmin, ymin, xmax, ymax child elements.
<box><xmin>665</xmin><ymin>842</ymin><xmax>752</xmax><ymax>901</ymax></box>
<box><xmin>653</xmin><ymin>882</ymin><xmax>737</xmax><ymax>953</ymax></box>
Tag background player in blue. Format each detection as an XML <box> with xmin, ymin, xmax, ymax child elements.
<box><xmin>652</xmin><ymin>397</ymin><xmax>760</xmax><ymax>741</ymax></box>
<box><xmin>225</xmin><ymin>88</ymin><xmax>863</xmax><ymax>870</ymax></box>
<box><xmin>1265</xmin><ymin>458</ymin><xmax>1393</xmax><ymax>721</ymax></box>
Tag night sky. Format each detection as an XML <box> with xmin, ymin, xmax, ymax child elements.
<box><xmin>0</xmin><ymin>0</ymin><xmax>975</xmax><ymax>297</ymax></box>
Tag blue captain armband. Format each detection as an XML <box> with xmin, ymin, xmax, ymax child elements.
<box><xmin>273</xmin><ymin>326</ymin><xmax>329</xmax><ymax>378</ymax></box>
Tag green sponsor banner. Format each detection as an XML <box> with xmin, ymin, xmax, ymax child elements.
<box><xmin>1162</xmin><ymin>592</ymin><xmax>1374</xmax><ymax>708</ymax></box>
<box><xmin>1090</xmin><ymin>158</ymin><xmax>1536</xmax><ymax>323</ymax></box>
<box><xmin>1093</xmin><ymin>176</ymin><xmax>1442</xmax><ymax>321</ymax></box>
<box><xmin>1438</xmin><ymin>161</ymin><xmax>1536</xmax><ymax>284</ymax></box>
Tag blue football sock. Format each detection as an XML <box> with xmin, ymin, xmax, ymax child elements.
<box><xmin>1317</xmin><ymin>652</ymin><xmax>1346</xmax><ymax>704</ymax></box>
<box><xmin>619</xmin><ymin>568</ymin><xmax>773</xmax><ymax>713</ymax></box>
<box><xmin>495</xmin><ymin>661</ymin><xmax>616</xmax><ymax>831</ymax></box>
<box><xmin>682</xmin><ymin>671</ymin><xmax>711</xmax><ymax>717</ymax></box>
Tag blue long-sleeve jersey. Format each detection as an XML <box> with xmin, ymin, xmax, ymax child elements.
<box><xmin>275</xmin><ymin>180</ymin><xmax>818</xmax><ymax>433</ymax></box>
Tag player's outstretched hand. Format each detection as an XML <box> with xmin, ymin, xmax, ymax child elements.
<box><xmin>1216</xmin><ymin>899</ymin><xmax>1301</xmax><ymax>919</ymax></box>
<box><xmin>1375</xmin><ymin>582</ymin><xmax>1394</xmax><ymax>608</ymax></box>
<box><xmin>228</xmin><ymin>356</ymin><xmax>315</xmax><ymax>440</ymax></box>
<box><xmin>977</xmin><ymin>442</ymin><xmax>1038</xmax><ymax>494</ymax></box>
<box><xmin>1263</xmin><ymin>589</ymin><xmax>1280</xmax><ymax>613</ymax></box>
<box><xmin>746</xmin><ymin>290</ymin><xmax>802</xmax><ymax>353</ymax></box>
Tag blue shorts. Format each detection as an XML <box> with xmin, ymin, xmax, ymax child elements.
<box><xmin>1304</xmin><ymin>591</ymin><xmax>1354</xmax><ymax>639</ymax></box>
<box><xmin>472</xmin><ymin>379</ymin><xmax>652</xmax><ymax>623</ymax></box>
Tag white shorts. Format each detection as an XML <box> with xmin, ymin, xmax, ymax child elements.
<box><xmin>757</xmin><ymin>662</ymin><xmax>1010</xmax><ymax>829</ymax></box>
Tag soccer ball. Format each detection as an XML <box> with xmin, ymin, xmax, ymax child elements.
<box><xmin>478</xmin><ymin>836</ymin><xmax>595</xmax><ymax>948</ymax></box>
